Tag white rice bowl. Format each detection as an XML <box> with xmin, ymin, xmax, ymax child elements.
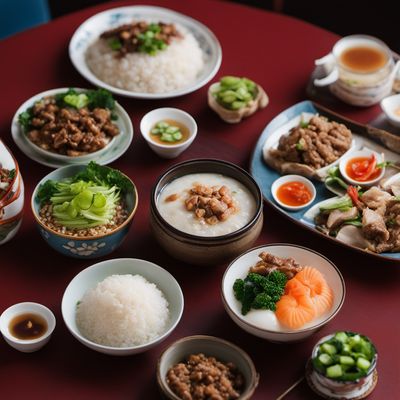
<box><xmin>86</xmin><ymin>24</ymin><xmax>204</xmax><ymax>93</ymax></box>
<box><xmin>76</xmin><ymin>274</ymin><xmax>169</xmax><ymax>347</ymax></box>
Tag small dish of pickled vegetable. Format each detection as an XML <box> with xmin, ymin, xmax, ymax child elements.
<box><xmin>308</xmin><ymin>331</ymin><xmax>378</xmax><ymax>399</ymax></box>
<box><xmin>339</xmin><ymin>149</ymin><xmax>385</xmax><ymax>187</ymax></box>
<box><xmin>140</xmin><ymin>108</ymin><xmax>197</xmax><ymax>159</ymax></box>
<box><xmin>208</xmin><ymin>76</ymin><xmax>268</xmax><ymax>123</ymax></box>
<box><xmin>271</xmin><ymin>174</ymin><xmax>316</xmax><ymax>211</ymax></box>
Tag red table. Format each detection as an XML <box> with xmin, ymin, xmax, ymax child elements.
<box><xmin>1</xmin><ymin>1</ymin><xmax>399</xmax><ymax>399</ymax></box>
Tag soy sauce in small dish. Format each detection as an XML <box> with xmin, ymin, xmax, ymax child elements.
<box><xmin>9</xmin><ymin>313</ymin><xmax>47</xmax><ymax>340</ymax></box>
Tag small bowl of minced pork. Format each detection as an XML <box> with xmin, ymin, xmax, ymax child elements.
<box><xmin>61</xmin><ymin>258</ymin><xmax>184</xmax><ymax>355</ymax></box>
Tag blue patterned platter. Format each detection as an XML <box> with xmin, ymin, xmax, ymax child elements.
<box><xmin>69</xmin><ymin>5</ymin><xmax>222</xmax><ymax>99</ymax></box>
<box><xmin>250</xmin><ymin>100</ymin><xmax>400</xmax><ymax>261</ymax></box>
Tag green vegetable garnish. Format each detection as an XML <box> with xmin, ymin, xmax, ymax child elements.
<box><xmin>376</xmin><ymin>161</ymin><xmax>397</xmax><ymax>169</ymax></box>
<box><xmin>213</xmin><ymin>76</ymin><xmax>257</xmax><ymax>111</ymax></box>
<box><xmin>319</xmin><ymin>194</ymin><xmax>353</xmax><ymax>213</ymax></box>
<box><xmin>299</xmin><ymin>120</ymin><xmax>309</xmax><ymax>128</ymax></box>
<box><xmin>325</xmin><ymin>167</ymin><xmax>349</xmax><ymax>191</ymax></box>
<box><xmin>137</xmin><ymin>23</ymin><xmax>168</xmax><ymax>55</ymax></box>
<box><xmin>18</xmin><ymin>110</ymin><xmax>32</xmax><ymax>130</ymax></box>
<box><xmin>37</xmin><ymin>162</ymin><xmax>133</xmax><ymax>229</ymax></box>
<box><xmin>296</xmin><ymin>139</ymin><xmax>305</xmax><ymax>151</ymax></box>
<box><xmin>151</xmin><ymin>121</ymin><xmax>183</xmax><ymax>143</ymax></box>
<box><xmin>108</xmin><ymin>37</ymin><xmax>122</xmax><ymax>50</ymax></box>
<box><xmin>233</xmin><ymin>271</ymin><xmax>287</xmax><ymax>315</ymax></box>
<box><xmin>64</xmin><ymin>93</ymin><xmax>89</xmax><ymax>109</ymax></box>
<box><xmin>19</xmin><ymin>89</ymin><xmax>117</xmax><ymax>132</ymax></box>
<box><xmin>312</xmin><ymin>332</ymin><xmax>376</xmax><ymax>382</ymax></box>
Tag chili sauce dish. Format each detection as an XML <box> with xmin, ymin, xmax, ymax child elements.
<box><xmin>271</xmin><ymin>174</ymin><xmax>316</xmax><ymax>211</ymax></box>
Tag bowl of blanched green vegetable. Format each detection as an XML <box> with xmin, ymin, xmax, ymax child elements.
<box><xmin>308</xmin><ymin>331</ymin><xmax>378</xmax><ymax>399</ymax></box>
<box><xmin>31</xmin><ymin>162</ymin><xmax>138</xmax><ymax>258</ymax></box>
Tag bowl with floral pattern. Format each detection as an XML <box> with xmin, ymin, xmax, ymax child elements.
<box><xmin>31</xmin><ymin>163</ymin><xmax>138</xmax><ymax>258</ymax></box>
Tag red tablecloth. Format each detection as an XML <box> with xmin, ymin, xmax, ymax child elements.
<box><xmin>1</xmin><ymin>1</ymin><xmax>399</xmax><ymax>399</ymax></box>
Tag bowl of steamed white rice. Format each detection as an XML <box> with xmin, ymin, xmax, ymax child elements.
<box><xmin>69</xmin><ymin>6</ymin><xmax>222</xmax><ymax>99</ymax></box>
<box><xmin>61</xmin><ymin>258</ymin><xmax>184</xmax><ymax>355</ymax></box>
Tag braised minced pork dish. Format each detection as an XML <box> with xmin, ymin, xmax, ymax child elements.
<box><xmin>100</xmin><ymin>21</ymin><xmax>182</xmax><ymax>57</ymax></box>
<box><xmin>166</xmin><ymin>353</ymin><xmax>245</xmax><ymax>400</ymax></box>
<box><xmin>25</xmin><ymin>97</ymin><xmax>119</xmax><ymax>156</ymax></box>
<box><xmin>269</xmin><ymin>115</ymin><xmax>352</xmax><ymax>170</ymax></box>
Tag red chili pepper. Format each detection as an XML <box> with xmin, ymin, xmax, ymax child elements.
<box><xmin>347</xmin><ymin>186</ymin><xmax>361</xmax><ymax>207</ymax></box>
<box><xmin>349</xmin><ymin>154</ymin><xmax>377</xmax><ymax>182</ymax></box>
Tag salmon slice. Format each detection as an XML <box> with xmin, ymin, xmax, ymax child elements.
<box><xmin>294</xmin><ymin>267</ymin><xmax>325</xmax><ymax>297</ymax></box>
<box><xmin>275</xmin><ymin>294</ymin><xmax>316</xmax><ymax>329</ymax></box>
<box><xmin>285</xmin><ymin>278</ymin><xmax>310</xmax><ymax>297</ymax></box>
<box><xmin>311</xmin><ymin>282</ymin><xmax>333</xmax><ymax>315</ymax></box>
<box><xmin>294</xmin><ymin>267</ymin><xmax>333</xmax><ymax>316</ymax></box>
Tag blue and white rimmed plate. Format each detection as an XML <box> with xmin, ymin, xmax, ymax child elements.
<box><xmin>250</xmin><ymin>100</ymin><xmax>400</xmax><ymax>261</ymax></box>
<box><xmin>11</xmin><ymin>88</ymin><xmax>133</xmax><ymax>168</ymax></box>
<box><xmin>69</xmin><ymin>5</ymin><xmax>222</xmax><ymax>99</ymax></box>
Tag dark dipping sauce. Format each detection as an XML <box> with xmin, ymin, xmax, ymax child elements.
<box><xmin>9</xmin><ymin>313</ymin><xmax>47</xmax><ymax>340</ymax></box>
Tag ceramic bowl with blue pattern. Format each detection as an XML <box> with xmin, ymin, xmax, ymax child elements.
<box><xmin>31</xmin><ymin>164</ymin><xmax>138</xmax><ymax>259</ymax></box>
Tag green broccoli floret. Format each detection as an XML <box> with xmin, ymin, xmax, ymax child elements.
<box><xmin>252</xmin><ymin>292</ymin><xmax>277</xmax><ymax>311</ymax></box>
<box><xmin>233</xmin><ymin>270</ymin><xmax>288</xmax><ymax>315</ymax></box>
<box><xmin>233</xmin><ymin>279</ymin><xmax>245</xmax><ymax>302</ymax></box>
<box><xmin>268</xmin><ymin>271</ymin><xmax>288</xmax><ymax>287</ymax></box>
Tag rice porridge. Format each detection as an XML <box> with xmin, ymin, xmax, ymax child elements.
<box><xmin>157</xmin><ymin>173</ymin><xmax>257</xmax><ymax>236</ymax></box>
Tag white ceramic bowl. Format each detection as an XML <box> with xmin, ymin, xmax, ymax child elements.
<box><xmin>0</xmin><ymin>302</ymin><xmax>56</xmax><ymax>352</ymax></box>
<box><xmin>221</xmin><ymin>244</ymin><xmax>345</xmax><ymax>343</ymax></box>
<box><xmin>339</xmin><ymin>149</ymin><xmax>385</xmax><ymax>187</ymax></box>
<box><xmin>140</xmin><ymin>108</ymin><xmax>197</xmax><ymax>159</ymax></box>
<box><xmin>157</xmin><ymin>335</ymin><xmax>259</xmax><ymax>400</ymax></box>
<box><xmin>61</xmin><ymin>258</ymin><xmax>184</xmax><ymax>356</ymax></box>
<box><xmin>380</xmin><ymin>93</ymin><xmax>400</xmax><ymax>127</ymax></box>
<box><xmin>271</xmin><ymin>174</ymin><xmax>316</xmax><ymax>211</ymax></box>
<box><xmin>11</xmin><ymin>88</ymin><xmax>133</xmax><ymax>166</ymax></box>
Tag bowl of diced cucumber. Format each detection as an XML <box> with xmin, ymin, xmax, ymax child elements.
<box><xmin>309</xmin><ymin>331</ymin><xmax>377</xmax><ymax>399</ymax></box>
<box><xmin>208</xmin><ymin>76</ymin><xmax>268</xmax><ymax>123</ymax></box>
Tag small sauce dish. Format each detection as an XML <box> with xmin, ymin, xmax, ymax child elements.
<box><xmin>271</xmin><ymin>174</ymin><xmax>316</xmax><ymax>211</ymax></box>
<box><xmin>0</xmin><ymin>302</ymin><xmax>56</xmax><ymax>352</ymax></box>
<box><xmin>380</xmin><ymin>93</ymin><xmax>400</xmax><ymax>127</ymax></box>
<box><xmin>140</xmin><ymin>108</ymin><xmax>197</xmax><ymax>159</ymax></box>
<box><xmin>339</xmin><ymin>149</ymin><xmax>385</xmax><ymax>187</ymax></box>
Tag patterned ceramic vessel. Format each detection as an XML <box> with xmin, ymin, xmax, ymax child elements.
<box><xmin>31</xmin><ymin>164</ymin><xmax>138</xmax><ymax>259</ymax></box>
<box><xmin>150</xmin><ymin>159</ymin><xmax>263</xmax><ymax>266</ymax></box>
<box><xmin>308</xmin><ymin>333</ymin><xmax>378</xmax><ymax>399</ymax></box>
<box><xmin>0</xmin><ymin>140</ymin><xmax>24</xmax><ymax>245</ymax></box>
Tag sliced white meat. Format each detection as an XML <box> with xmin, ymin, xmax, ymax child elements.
<box><xmin>326</xmin><ymin>207</ymin><xmax>359</xmax><ymax>229</ymax></box>
<box><xmin>336</xmin><ymin>225</ymin><xmax>369</xmax><ymax>249</ymax></box>
<box><xmin>380</xmin><ymin>172</ymin><xmax>400</xmax><ymax>196</ymax></box>
<box><xmin>362</xmin><ymin>208</ymin><xmax>390</xmax><ymax>242</ymax></box>
<box><xmin>361</xmin><ymin>187</ymin><xmax>392</xmax><ymax>209</ymax></box>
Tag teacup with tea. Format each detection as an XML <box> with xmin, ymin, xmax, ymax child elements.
<box><xmin>314</xmin><ymin>35</ymin><xmax>400</xmax><ymax>106</ymax></box>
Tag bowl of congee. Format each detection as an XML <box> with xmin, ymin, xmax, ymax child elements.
<box><xmin>150</xmin><ymin>159</ymin><xmax>263</xmax><ymax>265</ymax></box>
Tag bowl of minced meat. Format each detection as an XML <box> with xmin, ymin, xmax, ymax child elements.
<box><xmin>157</xmin><ymin>335</ymin><xmax>259</xmax><ymax>400</ymax></box>
<box><xmin>31</xmin><ymin>162</ymin><xmax>138</xmax><ymax>259</ymax></box>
